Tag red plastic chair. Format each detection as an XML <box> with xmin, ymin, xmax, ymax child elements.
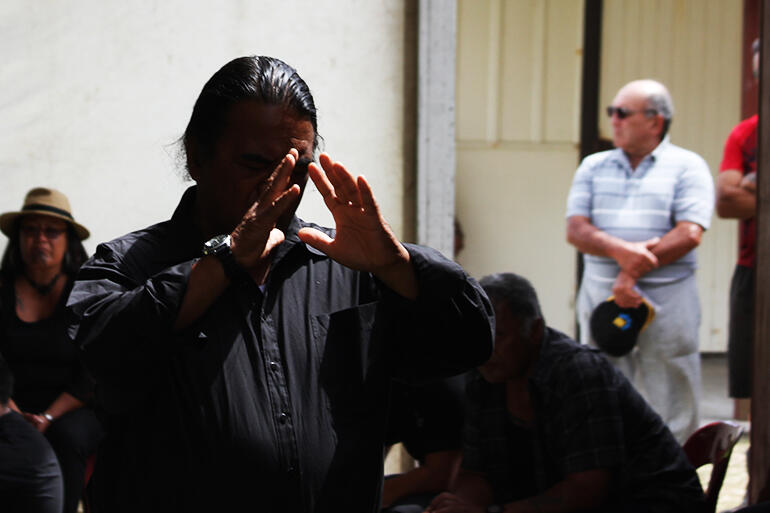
<box><xmin>683</xmin><ymin>421</ymin><xmax>744</xmax><ymax>513</ymax></box>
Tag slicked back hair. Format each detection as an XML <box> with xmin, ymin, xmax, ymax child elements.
<box><xmin>183</xmin><ymin>56</ymin><xmax>319</xmax><ymax>172</ymax></box>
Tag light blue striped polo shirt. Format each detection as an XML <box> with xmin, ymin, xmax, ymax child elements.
<box><xmin>566</xmin><ymin>139</ymin><xmax>714</xmax><ymax>285</ymax></box>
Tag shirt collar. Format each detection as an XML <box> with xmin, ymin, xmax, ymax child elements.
<box><xmin>608</xmin><ymin>135</ymin><xmax>670</xmax><ymax>173</ymax></box>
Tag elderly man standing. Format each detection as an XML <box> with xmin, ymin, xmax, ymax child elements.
<box><xmin>565</xmin><ymin>79</ymin><xmax>714</xmax><ymax>442</ymax></box>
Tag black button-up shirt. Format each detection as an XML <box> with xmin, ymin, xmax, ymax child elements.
<box><xmin>67</xmin><ymin>186</ymin><xmax>494</xmax><ymax>513</ymax></box>
<box><xmin>463</xmin><ymin>328</ymin><xmax>704</xmax><ymax>512</ymax></box>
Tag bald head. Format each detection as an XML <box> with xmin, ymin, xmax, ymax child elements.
<box><xmin>618</xmin><ymin>80</ymin><xmax>674</xmax><ymax>136</ymax></box>
<box><xmin>609</xmin><ymin>80</ymin><xmax>673</xmax><ymax>165</ymax></box>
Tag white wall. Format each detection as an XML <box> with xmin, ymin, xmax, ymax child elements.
<box><xmin>0</xmin><ymin>1</ymin><xmax>412</xmax><ymax>257</ymax></box>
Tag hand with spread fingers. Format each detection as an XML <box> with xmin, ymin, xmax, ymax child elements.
<box><xmin>230</xmin><ymin>149</ymin><xmax>302</xmax><ymax>277</ymax></box>
<box><xmin>298</xmin><ymin>153</ymin><xmax>418</xmax><ymax>299</ymax></box>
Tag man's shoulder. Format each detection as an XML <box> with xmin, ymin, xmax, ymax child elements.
<box><xmin>93</xmin><ymin>219</ymin><xmax>176</xmax><ymax>263</ymax></box>
<box><xmin>728</xmin><ymin>114</ymin><xmax>758</xmax><ymax>142</ymax></box>
<box><xmin>537</xmin><ymin>329</ymin><xmax>619</xmax><ymax>388</ymax></box>
<box><xmin>580</xmin><ymin>149</ymin><xmax>620</xmax><ymax>170</ymax></box>
<box><xmin>658</xmin><ymin>142</ymin><xmax>709</xmax><ymax>168</ymax></box>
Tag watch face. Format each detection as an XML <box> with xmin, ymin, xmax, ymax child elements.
<box><xmin>203</xmin><ymin>234</ymin><xmax>230</xmax><ymax>254</ymax></box>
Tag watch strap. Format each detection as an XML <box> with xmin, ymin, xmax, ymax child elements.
<box><xmin>203</xmin><ymin>235</ymin><xmax>244</xmax><ymax>282</ymax></box>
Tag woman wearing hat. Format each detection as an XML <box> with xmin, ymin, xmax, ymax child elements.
<box><xmin>0</xmin><ymin>187</ymin><xmax>102</xmax><ymax>513</ymax></box>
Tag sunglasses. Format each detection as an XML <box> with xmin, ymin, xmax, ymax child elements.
<box><xmin>606</xmin><ymin>106</ymin><xmax>658</xmax><ymax>119</ymax></box>
<box><xmin>20</xmin><ymin>225</ymin><xmax>66</xmax><ymax>240</ymax></box>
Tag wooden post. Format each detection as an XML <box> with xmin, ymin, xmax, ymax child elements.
<box><xmin>751</xmin><ymin>0</ymin><xmax>770</xmax><ymax>503</ymax></box>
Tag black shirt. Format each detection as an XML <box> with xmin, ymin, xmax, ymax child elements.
<box><xmin>463</xmin><ymin>328</ymin><xmax>704</xmax><ymax>512</ymax></box>
<box><xmin>66</xmin><ymin>186</ymin><xmax>494</xmax><ymax>513</ymax></box>
<box><xmin>384</xmin><ymin>375</ymin><xmax>466</xmax><ymax>464</ymax></box>
<box><xmin>0</xmin><ymin>279</ymin><xmax>93</xmax><ymax>412</ymax></box>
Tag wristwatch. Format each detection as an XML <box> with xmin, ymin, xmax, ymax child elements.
<box><xmin>486</xmin><ymin>505</ymin><xmax>503</xmax><ymax>513</ymax></box>
<box><xmin>202</xmin><ymin>234</ymin><xmax>242</xmax><ymax>281</ymax></box>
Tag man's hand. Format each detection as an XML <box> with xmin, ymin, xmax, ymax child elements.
<box><xmin>230</xmin><ymin>149</ymin><xmax>303</xmax><ymax>276</ymax></box>
<box><xmin>610</xmin><ymin>238</ymin><xmax>659</xmax><ymax>279</ymax></box>
<box><xmin>425</xmin><ymin>492</ymin><xmax>485</xmax><ymax>513</ymax></box>
<box><xmin>298</xmin><ymin>153</ymin><xmax>418</xmax><ymax>299</ymax></box>
<box><xmin>22</xmin><ymin>412</ymin><xmax>51</xmax><ymax>433</ymax></box>
<box><xmin>740</xmin><ymin>171</ymin><xmax>757</xmax><ymax>192</ymax></box>
<box><xmin>612</xmin><ymin>271</ymin><xmax>642</xmax><ymax>308</ymax></box>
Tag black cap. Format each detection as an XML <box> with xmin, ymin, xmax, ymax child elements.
<box><xmin>589</xmin><ymin>297</ymin><xmax>655</xmax><ymax>357</ymax></box>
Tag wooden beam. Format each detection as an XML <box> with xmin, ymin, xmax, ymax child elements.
<box><xmin>751</xmin><ymin>0</ymin><xmax>770</xmax><ymax>503</ymax></box>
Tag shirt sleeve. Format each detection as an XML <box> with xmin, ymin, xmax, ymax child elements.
<box><xmin>66</xmin><ymin>239</ymin><xmax>194</xmax><ymax>410</ymax></box>
<box><xmin>414</xmin><ymin>375</ymin><xmax>467</xmax><ymax>456</ymax></box>
<box><xmin>385</xmin><ymin>244</ymin><xmax>494</xmax><ymax>382</ymax></box>
<box><xmin>63</xmin><ymin>356</ymin><xmax>96</xmax><ymax>404</ymax></box>
<box><xmin>548</xmin><ymin>355</ymin><xmax>626</xmax><ymax>475</ymax></box>
<box><xmin>720</xmin><ymin>122</ymin><xmax>746</xmax><ymax>172</ymax></box>
<box><xmin>672</xmin><ymin>153</ymin><xmax>714</xmax><ymax>230</ymax></box>
<box><xmin>565</xmin><ymin>158</ymin><xmax>594</xmax><ymax>219</ymax></box>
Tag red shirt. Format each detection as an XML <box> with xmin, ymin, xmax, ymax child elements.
<box><xmin>720</xmin><ymin>114</ymin><xmax>757</xmax><ymax>268</ymax></box>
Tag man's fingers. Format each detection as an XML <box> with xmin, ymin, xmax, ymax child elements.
<box><xmin>357</xmin><ymin>175</ymin><xmax>379</xmax><ymax>213</ymax></box>
<box><xmin>264</xmin><ymin>184</ymin><xmax>301</xmax><ymax>223</ymax></box>
<box><xmin>308</xmin><ymin>161</ymin><xmax>339</xmax><ymax>210</ymax></box>
<box><xmin>327</xmin><ymin>159</ymin><xmax>362</xmax><ymax>207</ymax></box>
<box><xmin>297</xmin><ymin>227</ymin><xmax>334</xmax><ymax>256</ymax></box>
<box><xmin>644</xmin><ymin>237</ymin><xmax>661</xmax><ymax>248</ymax></box>
<box><xmin>257</xmin><ymin>149</ymin><xmax>299</xmax><ymax>209</ymax></box>
<box><xmin>260</xmin><ymin>228</ymin><xmax>286</xmax><ymax>258</ymax></box>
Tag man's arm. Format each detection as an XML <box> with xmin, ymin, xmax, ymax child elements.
<box><xmin>382</xmin><ymin>450</ymin><xmax>462</xmax><ymax>508</ymax></box>
<box><xmin>501</xmin><ymin>469</ymin><xmax>611</xmax><ymax>513</ymax></box>
<box><xmin>566</xmin><ymin>216</ymin><xmax>659</xmax><ymax>279</ymax></box>
<box><xmin>425</xmin><ymin>470</ymin><xmax>494</xmax><ymax>513</ymax></box>
<box><xmin>611</xmin><ymin>221</ymin><xmax>703</xmax><ymax>308</ymax></box>
<box><xmin>426</xmin><ymin>469</ymin><xmax>610</xmax><ymax>513</ymax></box>
<box><xmin>716</xmin><ymin>170</ymin><xmax>756</xmax><ymax>219</ymax></box>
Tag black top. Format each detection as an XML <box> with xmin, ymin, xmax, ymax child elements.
<box><xmin>385</xmin><ymin>375</ymin><xmax>466</xmax><ymax>464</ymax></box>
<box><xmin>463</xmin><ymin>328</ymin><xmax>705</xmax><ymax>512</ymax></box>
<box><xmin>66</xmin><ymin>186</ymin><xmax>494</xmax><ymax>513</ymax></box>
<box><xmin>0</xmin><ymin>279</ymin><xmax>93</xmax><ymax>412</ymax></box>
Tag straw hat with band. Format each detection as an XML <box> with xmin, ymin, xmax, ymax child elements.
<box><xmin>0</xmin><ymin>187</ymin><xmax>90</xmax><ymax>240</ymax></box>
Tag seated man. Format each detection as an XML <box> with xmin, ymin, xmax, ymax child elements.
<box><xmin>382</xmin><ymin>376</ymin><xmax>466</xmax><ymax>512</ymax></box>
<box><xmin>427</xmin><ymin>273</ymin><xmax>705</xmax><ymax>513</ymax></box>
<box><xmin>0</xmin><ymin>355</ymin><xmax>63</xmax><ymax>513</ymax></box>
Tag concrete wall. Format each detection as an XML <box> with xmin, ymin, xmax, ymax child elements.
<box><xmin>0</xmin><ymin>1</ymin><xmax>416</xmax><ymax>256</ymax></box>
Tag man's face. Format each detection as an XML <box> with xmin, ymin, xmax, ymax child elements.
<box><xmin>190</xmin><ymin>100</ymin><xmax>316</xmax><ymax>236</ymax></box>
<box><xmin>478</xmin><ymin>301</ymin><xmax>537</xmax><ymax>383</ymax></box>
<box><xmin>609</xmin><ymin>86</ymin><xmax>661</xmax><ymax>154</ymax></box>
<box><xmin>18</xmin><ymin>215</ymin><xmax>69</xmax><ymax>270</ymax></box>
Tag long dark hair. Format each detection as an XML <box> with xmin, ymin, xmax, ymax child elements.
<box><xmin>182</xmin><ymin>55</ymin><xmax>320</xmax><ymax>172</ymax></box>
<box><xmin>0</xmin><ymin>217</ymin><xmax>88</xmax><ymax>281</ymax></box>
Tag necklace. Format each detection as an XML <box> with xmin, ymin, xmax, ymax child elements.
<box><xmin>23</xmin><ymin>272</ymin><xmax>61</xmax><ymax>296</ymax></box>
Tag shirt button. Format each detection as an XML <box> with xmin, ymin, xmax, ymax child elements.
<box><xmin>269</xmin><ymin>361</ymin><xmax>279</xmax><ymax>371</ymax></box>
<box><xmin>278</xmin><ymin>412</ymin><xmax>289</xmax><ymax>424</ymax></box>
